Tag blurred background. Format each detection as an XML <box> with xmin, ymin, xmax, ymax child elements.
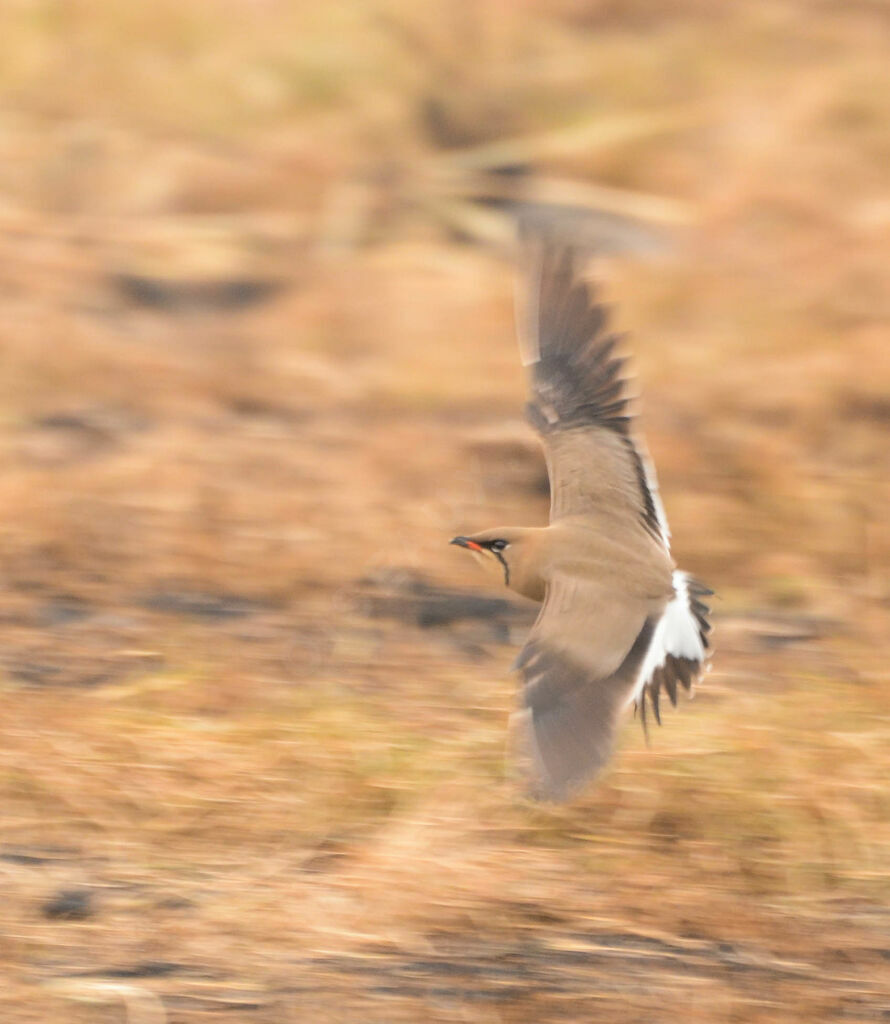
<box><xmin>1</xmin><ymin>1</ymin><xmax>889</xmax><ymax>1021</ymax></box>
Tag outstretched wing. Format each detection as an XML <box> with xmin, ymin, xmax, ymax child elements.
<box><xmin>511</xmin><ymin>243</ymin><xmax>713</xmax><ymax>798</ymax></box>
<box><xmin>520</xmin><ymin>243</ymin><xmax>670</xmax><ymax>549</ymax></box>
<box><xmin>512</xmin><ymin>574</ymin><xmax>662</xmax><ymax>801</ymax></box>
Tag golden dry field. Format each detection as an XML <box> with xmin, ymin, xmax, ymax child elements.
<box><xmin>1</xmin><ymin>1</ymin><xmax>889</xmax><ymax>1021</ymax></box>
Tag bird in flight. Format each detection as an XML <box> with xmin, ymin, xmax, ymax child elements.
<box><xmin>451</xmin><ymin>243</ymin><xmax>711</xmax><ymax>801</ymax></box>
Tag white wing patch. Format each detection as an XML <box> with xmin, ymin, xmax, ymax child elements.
<box><xmin>628</xmin><ymin>570</ymin><xmax>711</xmax><ymax>715</ymax></box>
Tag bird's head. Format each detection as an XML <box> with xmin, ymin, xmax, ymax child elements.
<box><xmin>449</xmin><ymin>528</ymin><xmax>522</xmax><ymax>588</ymax></box>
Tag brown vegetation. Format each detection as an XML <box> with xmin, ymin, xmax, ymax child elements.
<box><xmin>1</xmin><ymin>1</ymin><xmax>888</xmax><ymax>1021</ymax></box>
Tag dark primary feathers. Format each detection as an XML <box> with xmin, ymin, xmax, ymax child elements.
<box><xmin>526</xmin><ymin>245</ymin><xmax>631</xmax><ymax>436</ymax></box>
<box><xmin>524</xmin><ymin>245</ymin><xmax>668</xmax><ymax>547</ymax></box>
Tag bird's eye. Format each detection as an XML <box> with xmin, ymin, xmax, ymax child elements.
<box><xmin>490</xmin><ymin>539</ymin><xmax>508</xmax><ymax>553</ymax></box>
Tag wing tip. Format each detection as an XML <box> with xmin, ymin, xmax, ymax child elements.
<box><xmin>510</xmin><ymin>707</ymin><xmax>608</xmax><ymax>803</ymax></box>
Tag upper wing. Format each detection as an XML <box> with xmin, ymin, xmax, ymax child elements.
<box><xmin>520</xmin><ymin>243</ymin><xmax>669</xmax><ymax>548</ymax></box>
<box><xmin>512</xmin><ymin>573</ymin><xmax>660</xmax><ymax>801</ymax></box>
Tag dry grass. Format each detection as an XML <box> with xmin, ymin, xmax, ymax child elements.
<box><xmin>1</xmin><ymin>1</ymin><xmax>889</xmax><ymax>1021</ymax></box>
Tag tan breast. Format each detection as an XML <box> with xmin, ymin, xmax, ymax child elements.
<box><xmin>508</xmin><ymin>519</ymin><xmax>673</xmax><ymax>604</ymax></box>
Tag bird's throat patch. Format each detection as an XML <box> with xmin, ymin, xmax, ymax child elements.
<box><xmin>493</xmin><ymin>550</ymin><xmax>510</xmax><ymax>588</ymax></box>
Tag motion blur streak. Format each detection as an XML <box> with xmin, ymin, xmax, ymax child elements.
<box><xmin>0</xmin><ymin>2</ymin><xmax>887</xmax><ymax>1022</ymax></box>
